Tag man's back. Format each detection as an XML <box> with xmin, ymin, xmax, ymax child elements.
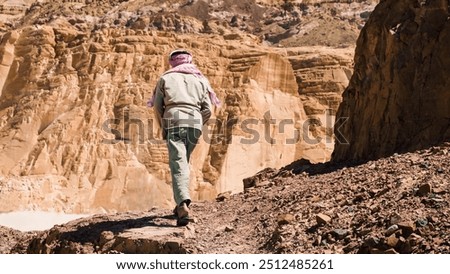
<box><xmin>154</xmin><ymin>72</ymin><xmax>212</xmax><ymax>130</ymax></box>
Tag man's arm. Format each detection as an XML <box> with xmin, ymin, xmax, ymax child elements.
<box><xmin>153</xmin><ymin>78</ymin><xmax>166</xmax><ymax>138</ymax></box>
<box><xmin>200</xmin><ymin>82</ymin><xmax>213</xmax><ymax>125</ymax></box>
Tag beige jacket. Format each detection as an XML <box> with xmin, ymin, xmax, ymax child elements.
<box><xmin>153</xmin><ymin>72</ymin><xmax>212</xmax><ymax>134</ymax></box>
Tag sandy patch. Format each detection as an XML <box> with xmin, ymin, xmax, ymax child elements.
<box><xmin>0</xmin><ymin>211</ymin><xmax>89</xmax><ymax>232</ymax></box>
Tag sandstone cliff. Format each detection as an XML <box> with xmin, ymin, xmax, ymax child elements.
<box><xmin>333</xmin><ymin>0</ymin><xmax>450</xmax><ymax>162</ymax></box>
<box><xmin>0</xmin><ymin>0</ymin><xmax>364</xmax><ymax>213</ymax></box>
<box><xmin>0</xmin><ymin>23</ymin><xmax>353</xmax><ymax>213</ymax></box>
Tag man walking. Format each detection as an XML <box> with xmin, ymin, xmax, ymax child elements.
<box><xmin>148</xmin><ymin>49</ymin><xmax>220</xmax><ymax>226</ymax></box>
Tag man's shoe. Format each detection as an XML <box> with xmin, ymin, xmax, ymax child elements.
<box><xmin>176</xmin><ymin>201</ymin><xmax>190</xmax><ymax>226</ymax></box>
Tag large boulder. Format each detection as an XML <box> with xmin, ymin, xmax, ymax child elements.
<box><xmin>333</xmin><ymin>0</ymin><xmax>450</xmax><ymax>162</ymax></box>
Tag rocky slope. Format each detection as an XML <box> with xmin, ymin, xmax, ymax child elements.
<box><xmin>0</xmin><ymin>0</ymin><xmax>375</xmax><ymax>213</ymax></box>
<box><xmin>2</xmin><ymin>0</ymin><xmax>376</xmax><ymax>47</ymax></box>
<box><xmin>333</xmin><ymin>0</ymin><xmax>450</xmax><ymax>162</ymax></box>
<box><xmin>3</xmin><ymin>142</ymin><xmax>449</xmax><ymax>254</ymax></box>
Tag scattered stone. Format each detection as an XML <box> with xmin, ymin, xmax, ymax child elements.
<box><xmin>243</xmin><ymin>168</ymin><xmax>277</xmax><ymax>190</ymax></box>
<box><xmin>256</xmin><ymin>180</ymin><xmax>272</xmax><ymax>188</ymax></box>
<box><xmin>313</xmin><ymin>235</ymin><xmax>322</xmax><ymax>246</ymax></box>
<box><xmin>357</xmin><ymin>229</ymin><xmax>371</xmax><ymax>237</ymax></box>
<box><xmin>417</xmin><ymin>183</ymin><xmax>432</xmax><ymax>196</ymax></box>
<box><xmin>399</xmin><ymin>241</ymin><xmax>412</xmax><ymax>253</ymax></box>
<box><xmin>332</xmin><ymin>229</ymin><xmax>349</xmax><ymax>240</ymax></box>
<box><xmin>184</xmin><ymin>226</ymin><xmax>196</xmax><ymax>239</ymax></box>
<box><xmin>335</xmin><ymin>194</ymin><xmax>345</xmax><ymax>201</ymax></box>
<box><xmin>343</xmin><ymin>242</ymin><xmax>359</xmax><ymax>253</ymax></box>
<box><xmin>409</xmin><ymin>155</ymin><xmax>421</xmax><ymax>163</ymax></box>
<box><xmin>386</xmin><ymin>234</ymin><xmax>399</xmax><ymax>248</ymax></box>
<box><xmin>407</xmin><ymin>233</ymin><xmax>422</xmax><ymax>246</ymax></box>
<box><xmin>385</xmin><ymin>225</ymin><xmax>399</xmax><ymax>236</ymax></box>
<box><xmin>427</xmin><ymin>216</ymin><xmax>439</xmax><ymax>223</ymax></box>
<box><xmin>416</xmin><ymin>218</ymin><xmax>428</xmax><ymax>227</ymax></box>
<box><xmin>277</xmin><ymin>214</ymin><xmax>295</xmax><ymax>226</ymax></box>
<box><xmin>369</xmin><ymin>204</ymin><xmax>381</xmax><ymax>213</ymax></box>
<box><xmin>225</xmin><ymin>226</ymin><xmax>234</xmax><ymax>232</ymax></box>
<box><xmin>316</xmin><ymin>213</ymin><xmax>332</xmax><ymax>225</ymax></box>
<box><xmin>433</xmin><ymin>187</ymin><xmax>447</xmax><ymax>194</ymax></box>
<box><xmin>364</xmin><ymin>236</ymin><xmax>380</xmax><ymax>247</ymax></box>
<box><xmin>419</xmin><ymin>161</ymin><xmax>431</xmax><ymax>169</ymax></box>
<box><xmin>398</xmin><ymin>221</ymin><xmax>416</xmax><ymax>236</ymax></box>
<box><xmin>390</xmin><ymin>213</ymin><xmax>403</xmax><ymax>225</ymax></box>
<box><xmin>433</xmin><ymin>238</ymin><xmax>444</xmax><ymax>245</ymax></box>
<box><xmin>352</xmin><ymin>193</ymin><xmax>366</xmax><ymax>203</ymax></box>
<box><xmin>369</xmin><ymin>187</ymin><xmax>390</xmax><ymax>198</ymax></box>
<box><xmin>216</xmin><ymin>191</ymin><xmax>231</xmax><ymax>202</ymax></box>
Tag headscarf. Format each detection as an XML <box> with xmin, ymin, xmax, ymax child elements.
<box><xmin>147</xmin><ymin>50</ymin><xmax>221</xmax><ymax>107</ymax></box>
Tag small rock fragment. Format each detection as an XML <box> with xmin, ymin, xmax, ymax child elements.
<box><xmin>216</xmin><ymin>191</ymin><xmax>231</xmax><ymax>202</ymax></box>
<box><xmin>386</xmin><ymin>234</ymin><xmax>399</xmax><ymax>247</ymax></box>
<box><xmin>407</xmin><ymin>234</ymin><xmax>421</xmax><ymax>247</ymax></box>
<box><xmin>417</xmin><ymin>183</ymin><xmax>432</xmax><ymax>196</ymax></box>
<box><xmin>313</xmin><ymin>235</ymin><xmax>322</xmax><ymax>246</ymax></box>
<box><xmin>390</xmin><ymin>213</ymin><xmax>403</xmax><ymax>225</ymax></box>
<box><xmin>343</xmin><ymin>242</ymin><xmax>359</xmax><ymax>253</ymax></box>
<box><xmin>409</xmin><ymin>155</ymin><xmax>420</xmax><ymax>163</ymax></box>
<box><xmin>416</xmin><ymin>218</ymin><xmax>428</xmax><ymax>227</ymax></box>
<box><xmin>255</xmin><ymin>180</ymin><xmax>272</xmax><ymax>188</ymax></box>
<box><xmin>332</xmin><ymin>229</ymin><xmax>349</xmax><ymax>240</ymax></box>
<box><xmin>364</xmin><ymin>236</ymin><xmax>380</xmax><ymax>247</ymax></box>
<box><xmin>316</xmin><ymin>213</ymin><xmax>332</xmax><ymax>225</ymax></box>
<box><xmin>225</xmin><ymin>226</ymin><xmax>234</xmax><ymax>232</ymax></box>
<box><xmin>433</xmin><ymin>238</ymin><xmax>444</xmax><ymax>245</ymax></box>
<box><xmin>277</xmin><ymin>214</ymin><xmax>295</xmax><ymax>226</ymax></box>
<box><xmin>385</xmin><ymin>225</ymin><xmax>399</xmax><ymax>236</ymax></box>
<box><xmin>398</xmin><ymin>221</ymin><xmax>416</xmax><ymax>236</ymax></box>
<box><xmin>428</xmin><ymin>216</ymin><xmax>439</xmax><ymax>223</ymax></box>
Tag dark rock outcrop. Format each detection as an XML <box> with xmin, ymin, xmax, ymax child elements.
<box><xmin>333</xmin><ymin>0</ymin><xmax>450</xmax><ymax>162</ymax></box>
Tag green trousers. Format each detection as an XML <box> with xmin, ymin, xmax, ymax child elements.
<box><xmin>166</xmin><ymin>127</ymin><xmax>202</xmax><ymax>206</ymax></box>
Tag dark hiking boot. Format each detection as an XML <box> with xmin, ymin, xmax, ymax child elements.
<box><xmin>173</xmin><ymin>199</ymin><xmax>191</xmax><ymax>217</ymax></box>
<box><xmin>176</xmin><ymin>201</ymin><xmax>191</xmax><ymax>226</ymax></box>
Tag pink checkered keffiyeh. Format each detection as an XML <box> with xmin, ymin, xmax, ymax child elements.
<box><xmin>147</xmin><ymin>53</ymin><xmax>221</xmax><ymax>107</ymax></box>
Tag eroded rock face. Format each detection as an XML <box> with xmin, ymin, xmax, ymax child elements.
<box><xmin>0</xmin><ymin>19</ymin><xmax>353</xmax><ymax>213</ymax></box>
<box><xmin>0</xmin><ymin>0</ymin><xmax>358</xmax><ymax>213</ymax></box>
<box><xmin>333</xmin><ymin>0</ymin><xmax>450</xmax><ymax>162</ymax></box>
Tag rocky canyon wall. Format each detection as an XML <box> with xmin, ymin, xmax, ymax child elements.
<box><xmin>0</xmin><ymin>0</ymin><xmax>356</xmax><ymax>213</ymax></box>
<box><xmin>0</xmin><ymin>22</ymin><xmax>353</xmax><ymax>213</ymax></box>
<box><xmin>333</xmin><ymin>0</ymin><xmax>450</xmax><ymax>162</ymax></box>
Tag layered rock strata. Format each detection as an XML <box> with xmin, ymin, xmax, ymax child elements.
<box><xmin>0</xmin><ymin>20</ymin><xmax>353</xmax><ymax>213</ymax></box>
